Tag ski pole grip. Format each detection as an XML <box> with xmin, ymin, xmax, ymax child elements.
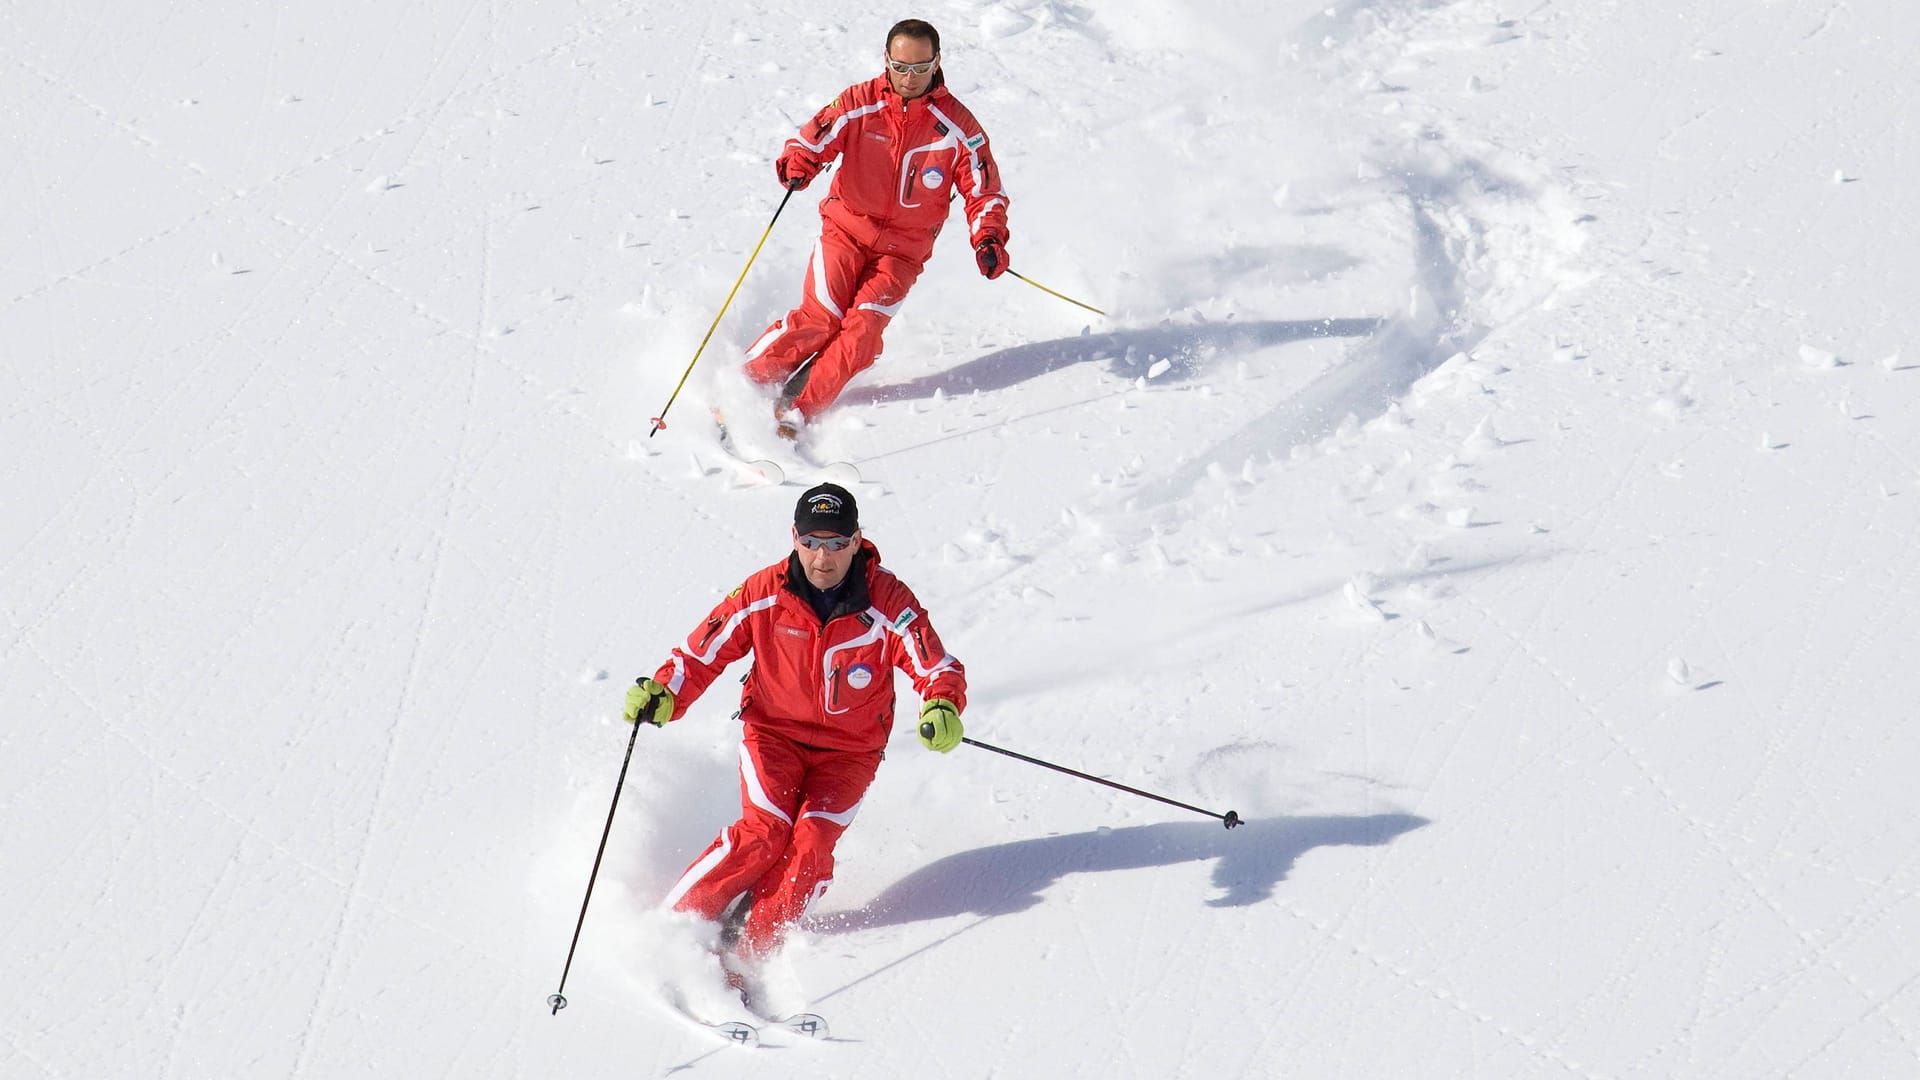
<box><xmin>919</xmin><ymin>721</ymin><xmax>936</xmax><ymax>740</ymax></box>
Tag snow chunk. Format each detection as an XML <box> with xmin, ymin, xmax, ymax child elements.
<box><xmin>1342</xmin><ymin>576</ymin><xmax>1387</xmax><ymax>621</ymax></box>
<box><xmin>1411</xmin><ymin>618</ymin><xmax>1467</xmax><ymax>655</ymax></box>
<box><xmin>1372</xmin><ymin>402</ymin><xmax>1411</xmax><ymax>433</ymax></box>
<box><xmin>1418</xmin><ymin>352</ymin><xmax>1493</xmax><ymax>399</ymax></box>
<box><xmin>1145</xmin><ymin>540</ymin><xmax>1173</xmax><ymax>570</ymax></box>
<box><xmin>1649</xmin><ymin>381</ymin><xmax>1695</xmax><ymax>418</ymax></box>
<box><xmin>1798</xmin><ymin>345</ymin><xmax>1840</xmax><ymax>369</ymax></box>
<box><xmin>980</xmin><ymin>7</ymin><xmax>1036</xmax><ymax>39</ymax></box>
<box><xmin>622</xmin><ymin>284</ymin><xmax>663</xmax><ymax>318</ymax></box>
<box><xmin>1462</xmin><ymin>414</ymin><xmax>1506</xmax><ymax>453</ymax></box>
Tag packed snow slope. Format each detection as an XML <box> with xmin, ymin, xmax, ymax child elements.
<box><xmin>4</xmin><ymin>1</ymin><xmax>1917</xmax><ymax>1077</ymax></box>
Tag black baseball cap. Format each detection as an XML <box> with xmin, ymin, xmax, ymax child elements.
<box><xmin>794</xmin><ymin>483</ymin><xmax>859</xmax><ymax>536</ymax></box>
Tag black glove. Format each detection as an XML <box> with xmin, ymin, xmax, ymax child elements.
<box><xmin>974</xmin><ymin>237</ymin><xmax>1008</xmax><ymax>280</ymax></box>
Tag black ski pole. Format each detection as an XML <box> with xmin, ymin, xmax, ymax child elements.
<box><xmin>548</xmin><ymin>695</ymin><xmax>655</xmax><ymax>1015</ymax></box>
<box><xmin>922</xmin><ymin>724</ymin><xmax>1242</xmax><ymax>829</ymax></box>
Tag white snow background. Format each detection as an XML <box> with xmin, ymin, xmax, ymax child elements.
<box><xmin>5</xmin><ymin>1</ymin><xmax>1917</xmax><ymax>1077</ymax></box>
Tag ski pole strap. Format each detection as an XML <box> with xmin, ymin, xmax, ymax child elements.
<box><xmin>955</xmin><ymin>735</ymin><xmax>1240</xmax><ymax>828</ymax></box>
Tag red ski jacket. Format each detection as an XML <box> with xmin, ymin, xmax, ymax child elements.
<box><xmin>654</xmin><ymin>541</ymin><xmax>967</xmax><ymax>753</ymax></box>
<box><xmin>787</xmin><ymin>73</ymin><xmax>1010</xmax><ymax>264</ymax></box>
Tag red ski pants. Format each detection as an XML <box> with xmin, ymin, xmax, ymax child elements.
<box><xmin>663</xmin><ymin>729</ymin><xmax>881</xmax><ymax>956</ymax></box>
<box><xmin>741</xmin><ymin>215</ymin><xmax>925</xmax><ymax>419</ymax></box>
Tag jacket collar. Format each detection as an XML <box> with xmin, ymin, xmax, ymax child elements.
<box><xmin>783</xmin><ymin>540</ymin><xmax>878</xmax><ymax>621</ymax></box>
<box><xmin>872</xmin><ymin>70</ymin><xmax>948</xmax><ymax>109</ymax></box>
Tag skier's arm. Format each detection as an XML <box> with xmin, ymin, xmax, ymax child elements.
<box><xmin>648</xmin><ymin>581</ymin><xmax>764</xmax><ymax>721</ymax></box>
<box><xmin>777</xmin><ymin>82</ymin><xmax>869</xmax><ymax>187</ymax></box>
<box><xmin>951</xmin><ymin>116</ymin><xmax>1009</xmax><ymax>249</ymax></box>
<box><xmin>885</xmin><ymin>590</ymin><xmax>967</xmax><ymax>713</ymax></box>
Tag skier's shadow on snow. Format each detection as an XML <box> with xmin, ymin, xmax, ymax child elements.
<box><xmin>816</xmin><ymin>813</ymin><xmax>1427</xmax><ymax>931</ymax></box>
<box><xmin>841</xmin><ymin>318</ymin><xmax>1386</xmax><ymax>404</ymax></box>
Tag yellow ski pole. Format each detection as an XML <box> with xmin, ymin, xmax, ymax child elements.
<box><xmin>1007</xmin><ymin>268</ymin><xmax>1105</xmax><ymax>317</ymax></box>
<box><xmin>648</xmin><ymin>187</ymin><xmax>798</xmax><ymax>436</ymax></box>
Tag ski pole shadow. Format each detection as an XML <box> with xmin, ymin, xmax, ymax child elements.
<box><xmin>814</xmin><ymin>813</ymin><xmax>1428</xmax><ymax>932</ymax></box>
<box><xmin>841</xmin><ymin>317</ymin><xmax>1386</xmax><ymax>405</ymax></box>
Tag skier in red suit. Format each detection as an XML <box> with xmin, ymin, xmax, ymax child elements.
<box><xmin>742</xmin><ymin>18</ymin><xmax>1012</xmax><ymax>437</ymax></box>
<box><xmin>623</xmin><ymin>483</ymin><xmax>968</xmax><ymax>963</ymax></box>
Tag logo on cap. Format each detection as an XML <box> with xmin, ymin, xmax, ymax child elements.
<box><xmin>795</xmin><ymin>482</ymin><xmax>858</xmax><ymax>535</ymax></box>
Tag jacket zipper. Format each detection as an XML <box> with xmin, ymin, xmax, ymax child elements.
<box><xmin>884</xmin><ymin>92</ymin><xmax>921</xmax><ymax>224</ymax></box>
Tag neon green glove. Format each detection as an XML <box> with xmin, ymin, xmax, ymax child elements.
<box><xmin>624</xmin><ymin>678</ymin><xmax>675</xmax><ymax>726</ymax></box>
<box><xmin>917</xmin><ymin>699</ymin><xmax>963</xmax><ymax>752</ymax></box>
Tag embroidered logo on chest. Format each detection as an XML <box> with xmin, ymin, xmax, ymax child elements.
<box><xmin>845</xmin><ymin>664</ymin><xmax>875</xmax><ymax>690</ymax></box>
<box><xmin>921</xmin><ymin>167</ymin><xmax>945</xmax><ymax>189</ymax></box>
<box><xmin>778</xmin><ymin>626</ymin><xmax>810</xmax><ymax>639</ymax></box>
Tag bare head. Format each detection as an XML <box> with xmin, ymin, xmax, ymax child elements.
<box><xmin>884</xmin><ymin>19</ymin><xmax>941</xmax><ymax>100</ymax></box>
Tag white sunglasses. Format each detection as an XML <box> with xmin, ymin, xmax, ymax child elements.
<box><xmin>885</xmin><ymin>56</ymin><xmax>938</xmax><ymax>77</ymax></box>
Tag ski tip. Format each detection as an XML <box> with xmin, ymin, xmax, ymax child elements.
<box><xmin>815</xmin><ymin>462</ymin><xmax>861</xmax><ymax>486</ymax></box>
<box><xmin>780</xmin><ymin>1012</ymin><xmax>831</xmax><ymax>1040</ymax></box>
<box><xmin>713</xmin><ymin>1020</ymin><xmax>760</xmax><ymax>1047</ymax></box>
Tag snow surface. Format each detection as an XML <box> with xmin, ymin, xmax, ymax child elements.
<box><xmin>5</xmin><ymin>1</ymin><xmax>1918</xmax><ymax>1077</ymax></box>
